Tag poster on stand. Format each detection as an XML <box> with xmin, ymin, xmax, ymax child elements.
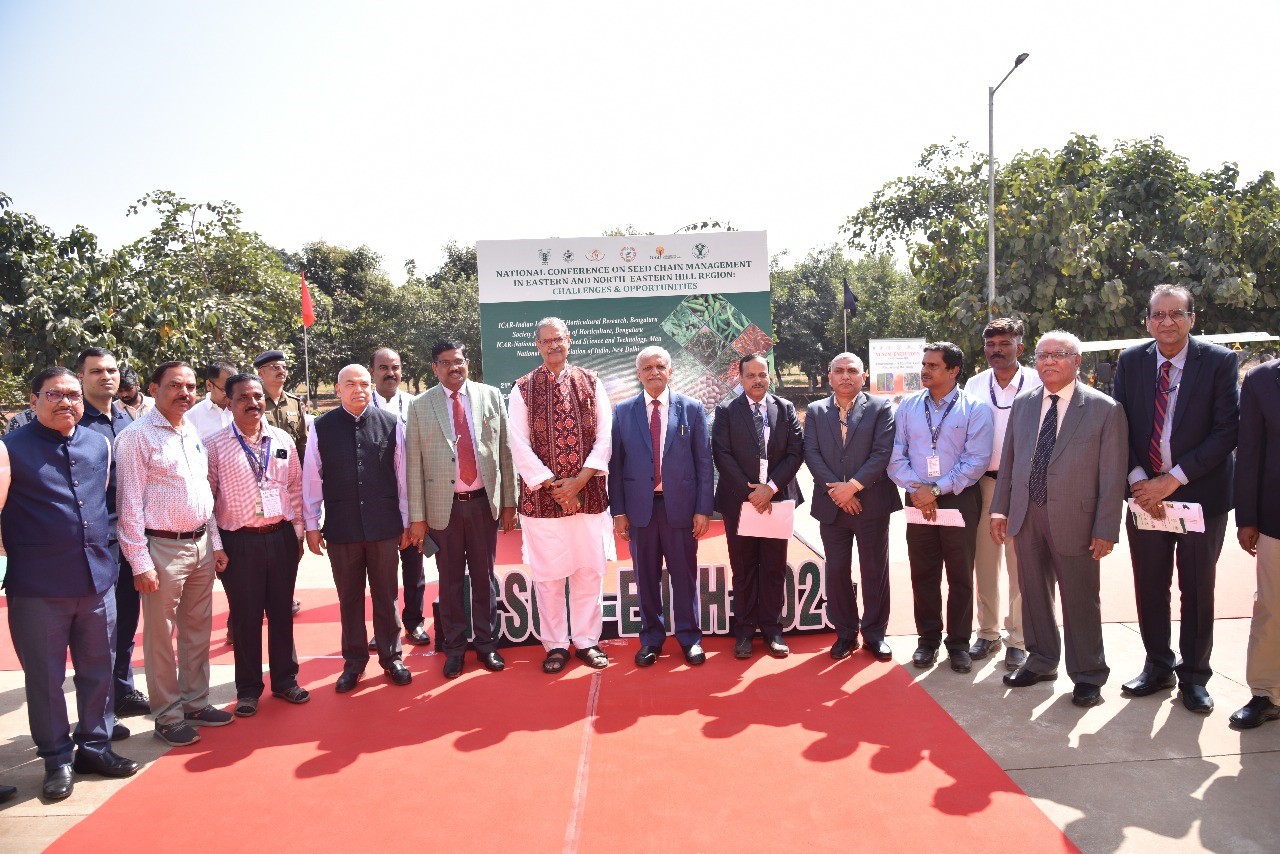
<box><xmin>868</xmin><ymin>338</ymin><xmax>926</xmax><ymax>397</ymax></box>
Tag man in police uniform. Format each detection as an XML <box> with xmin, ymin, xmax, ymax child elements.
<box><xmin>255</xmin><ymin>349</ymin><xmax>309</xmax><ymax>616</ymax></box>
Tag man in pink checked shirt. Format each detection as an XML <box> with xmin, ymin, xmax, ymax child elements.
<box><xmin>206</xmin><ymin>374</ymin><xmax>310</xmax><ymax>719</ymax></box>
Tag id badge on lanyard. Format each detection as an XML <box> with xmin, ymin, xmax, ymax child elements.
<box><xmin>260</xmin><ymin>486</ymin><xmax>283</xmax><ymax>518</ymax></box>
<box><xmin>926</xmin><ymin>455</ymin><xmax>942</xmax><ymax>479</ymax></box>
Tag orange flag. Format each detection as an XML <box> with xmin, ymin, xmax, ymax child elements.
<box><xmin>300</xmin><ymin>271</ymin><xmax>316</xmax><ymax>328</ymax></box>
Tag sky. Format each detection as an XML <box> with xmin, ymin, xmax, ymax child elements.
<box><xmin>2</xmin><ymin>1</ymin><xmax>1277</xmax><ymax>281</ymax></box>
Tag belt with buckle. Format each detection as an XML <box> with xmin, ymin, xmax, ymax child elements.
<box><xmin>455</xmin><ymin>489</ymin><xmax>486</xmax><ymax>502</ymax></box>
<box><xmin>226</xmin><ymin>520</ymin><xmax>288</xmax><ymax>535</ymax></box>
<box><xmin>145</xmin><ymin>525</ymin><xmax>207</xmax><ymax>540</ymax></box>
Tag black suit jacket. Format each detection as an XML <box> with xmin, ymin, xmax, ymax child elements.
<box><xmin>1111</xmin><ymin>335</ymin><xmax>1238</xmax><ymax>518</ymax></box>
<box><xmin>803</xmin><ymin>392</ymin><xmax>901</xmax><ymax>524</ymax></box>
<box><xmin>1235</xmin><ymin>359</ymin><xmax>1280</xmax><ymax>540</ymax></box>
<box><xmin>712</xmin><ymin>392</ymin><xmax>804</xmax><ymax>518</ymax></box>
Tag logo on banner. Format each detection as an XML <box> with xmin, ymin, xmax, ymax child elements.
<box><xmin>587</xmin><ymin>248</ymin><xmax>604</xmax><ymax>262</ymax></box>
<box><xmin>537</xmin><ymin>249</ymin><xmax>551</xmax><ymax>264</ymax></box>
<box><xmin>650</xmin><ymin>245</ymin><xmax>681</xmax><ymax>261</ymax></box>
<box><xmin>620</xmin><ymin>246</ymin><xmax>637</xmax><ymax>263</ymax></box>
<box><xmin>562</xmin><ymin>250</ymin><xmax>575</xmax><ymax>263</ymax></box>
<box><xmin>693</xmin><ymin>242</ymin><xmax>709</xmax><ymax>259</ymax></box>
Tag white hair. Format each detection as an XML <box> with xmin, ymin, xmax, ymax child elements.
<box><xmin>534</xmin><ymin>317</ymin><xmax>569</xmax><ymax>341</ymax></box>
<box><xmin>828</xmin><ymin>352</ymin><xmax>865</xmax><ymax>372</ymax></box>
<box><xmin>635</xmin><ymin>345</ymin><xmax>671</xmax><ymax>369</ymax></box>
<box><xmin>1036</xmin><ymin>330</ymin><xmax>1082</xmax><ymax>355</ymax></box>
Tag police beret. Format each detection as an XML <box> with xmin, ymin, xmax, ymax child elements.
<box><xmin>253</xmin><ymin>350</ymin><xmax>287</xmax><ymax>369</ymax></box>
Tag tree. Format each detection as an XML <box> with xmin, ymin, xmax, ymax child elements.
<box><xmin>844</xmin><ymin>135</ymin><xmax>1280</xmax><ymax>361</ymax></box>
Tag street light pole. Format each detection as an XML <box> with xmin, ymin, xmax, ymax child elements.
<box><xmin>988</xmin><ymin>52</ymin><xmax>1029</xmax><ymax>318</ymax></box>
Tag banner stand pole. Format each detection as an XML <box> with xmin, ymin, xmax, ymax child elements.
<box><xmin>303</xmin><ymin>324</ymin><xmax>311</xmax><ymax>410</ymax></box>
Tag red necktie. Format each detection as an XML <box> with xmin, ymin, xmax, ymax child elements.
<box><xmin>650</xmin><ymin>399</ymin><xmax>662</xmax><ymax>491</ymax></box>
<box><xmin>452</xmin><ymin>391</ymin><xmax>479</xmax><ymax>486</ymax></box>
<box><xmin>1149</xmin><ymin>360</ymin><xmax>1172</xmax><ymax>474</ymax></box>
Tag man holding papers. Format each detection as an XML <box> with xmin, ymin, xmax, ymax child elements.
<box><xmin>712</xmin><ymin>354</ymin><xmax>804</xmax><ymax>659</ymax></box>
<box><xmin>1111</xmin><ymin>284</ymin><xmax>1239</xmax><ymax>714</ymax></box>
<box><xmin>888</xmin><ymin>343</ymin><xmax>993</xmax><ymax>673</ymax></box>
<box><xmin>990</xmin><ymin>331</ymin><xmax>1128</xmax><ymax>707</ymax></box>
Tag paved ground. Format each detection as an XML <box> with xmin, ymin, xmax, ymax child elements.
<box><xmin>2</xmin><ymin>466</ymin><xmax>1278</xmax><ymax>851</ymax></box>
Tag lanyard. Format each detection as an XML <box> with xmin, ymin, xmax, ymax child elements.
<box><xmin>232</xmin><ymin>424</ymin><xmax>272</xmax><ymax>484</ymax></box>
<box><xmin>923</xmin><ymin>393</ymin><xmax>958</xmax><ymax>451</ymax></box>
<box><xmin>988</xmin><ymin>371</ymin><xmax>1025</xmax><ymax>410</ymax></box>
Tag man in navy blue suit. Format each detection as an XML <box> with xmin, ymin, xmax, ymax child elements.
<box><xmin>1</xmin><ymin>367</ymin><xmax>139</xmax><ymax>802</ymax></box>
<box><xmin>1111</xmin><ymin>284</ymin><xmax>1239</xmax><ymax>714</ymax></box>
<box><xmin>610</xmin><ymin>346</ymin><xmax>714</xmax><ymax>667</ymax></box>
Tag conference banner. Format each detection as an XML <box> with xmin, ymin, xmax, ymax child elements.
<box><xmin>868</xmin><ymin>337</ymin><xmax>926</xmax><ymax>396</ymax></box>
<box><xmin>478</xmin><ymin>231</ymin><xmax>772</xmax><ymax>409</ymax></box>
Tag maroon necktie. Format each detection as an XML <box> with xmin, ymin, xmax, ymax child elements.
<box><xmin>1149</xmin><ymin>360</ymin><xmax>1172</xmax><ymax>474</ymax></box>
<box><xmin>650</xmin><ymin>399</ymin><xmax>663</xmax><ymax>490</ymax></box>
<box><xmin>452</xmin><ymin>391</ymin><xmax>479</xmax><ymax>485</ymax></box>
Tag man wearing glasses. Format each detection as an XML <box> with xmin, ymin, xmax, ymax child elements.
<box><xmin>1111</xmin><ymin>284</ymin><xmax>1239</xmax><ymax>714</ymax></box>
<box><xmin>406</xmin><ymin>341</ymin><xmax>517</xmax><ymax>678</ymax></box>
<box><xmin>991</xmin><ymin>332</ymin><xmax>1128</xmax><ymax>707</ymax></box>
<box><xmin>187</xmin><ymin>361</ymin><xmax>239</xmax><ymax>441</ymax></box>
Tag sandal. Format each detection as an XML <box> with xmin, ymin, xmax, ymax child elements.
<box><xmin>234</xmin><ymin>697</ymin><xmax>258</xmax><ymax>718</ymax></box>
<box><xmin>542</xmin><ymin>648</ymin><xmax>571</xmax><ymax>674</ymax></box>
<box><xmin>575</xmin><ymin>646</ymin><xmax>609</xmax><ymax>669</ymax></box>
<box><xmin>271</xmin><ymin>685</ymin><xmax>311</xmax><ymax>705</ymax></box>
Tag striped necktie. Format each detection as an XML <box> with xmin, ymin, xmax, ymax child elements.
<box><xmin>1029</xmin><ymin>394</ymin><xmax>1059</xmax><ymax>507</ymax></box>
<box><xmin>1149</xmin><ymin>360</ymin><xmax>1172</xmax><ymax>474</ymax></box>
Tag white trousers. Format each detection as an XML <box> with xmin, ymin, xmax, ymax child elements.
<box><xmin>974</xmin><ymin>475</ymin><xmax>1024</xmax><ymax>648</ymax></box>
<box><xmin>1246</xmin><ymin>533</ymin><xmax>1280</xmax><ymax>701</ymax></box>
<box><xmin>534</xmin><ymin>567</ymin><xmax>605</xmax><ymax>651</ymax></box>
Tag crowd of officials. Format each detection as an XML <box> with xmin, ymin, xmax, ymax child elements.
<box><xmin>2</xmin><ymin>282</ymin><xmax>1278</xmax><ymax>806</ymax></box>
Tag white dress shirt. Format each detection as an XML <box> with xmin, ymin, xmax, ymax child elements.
<box><xmin>965</xmin><ymin>365</ymin><xmax>1041</xmax><ymax>471</ymax></box>
<box><xmin>372</xmin><ymin>389</ymin><xmax>415</xmax><ymax>425</ymax></box>
<box><xmin>186</xmin><ymin>394</ymin><xmax>235</xmax><ymax>440</ymax></box>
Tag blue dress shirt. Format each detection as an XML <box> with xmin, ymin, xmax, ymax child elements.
<box><xmin>888</xmin><ymin>385</ymin><xmax>994</xmax><ymax>496</ymax></box>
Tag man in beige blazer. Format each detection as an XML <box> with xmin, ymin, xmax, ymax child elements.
<box><xmin>406</xmin><ymin>340</ymin><xmax>517</xmax><ymax>678</ymax></box>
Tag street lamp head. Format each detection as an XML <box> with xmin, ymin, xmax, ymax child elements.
<box><xmin>1014</xmin><ymin>52</ymin><xmax>1029</xmax><ymax>67</ymax></box>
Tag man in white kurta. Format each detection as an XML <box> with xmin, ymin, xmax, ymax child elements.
<box><xmin>507</xmin><ymin>318</ymin><xmax>615</xmax><ymax>672</ymax></box>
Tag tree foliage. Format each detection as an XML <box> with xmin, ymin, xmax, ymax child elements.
<box><xmin>843</xmin><ymin>135</ymin><xmax>1280</xmax><ymax>360</ymax></box>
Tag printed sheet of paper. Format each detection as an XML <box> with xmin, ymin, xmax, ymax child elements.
<box><xmin>904</xmin><ymin>507</ymin><xmax>966</xmax><ymax>527</ymax></box>
<box><xmin>1127</xmin><ymin>499</ymin><xmax>1205</xmax><ymax>533</ymax></box>
<box><xmin>737</xmin><ymin>499</ymin><xmax>795</xmax><ymax>540</ymax></box>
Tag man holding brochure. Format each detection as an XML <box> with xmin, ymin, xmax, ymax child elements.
<box><xmin>888</xmin><ymin>342</ymin><xmax>993</xmax><ymax>673</ymax></box>
<box><xmin>712</xmin><ymin>354</ymin><xmax>804</xmax><ymax>660</ymax></box>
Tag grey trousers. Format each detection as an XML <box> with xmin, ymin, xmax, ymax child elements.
<box><xmin>142</xmin><ymin>534</ymin><xmax>215</xmax><ymax>726</ymax></box>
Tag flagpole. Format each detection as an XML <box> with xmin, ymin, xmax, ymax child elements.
<box><xmin>843</xmin><ymin>309</ymin><xmax>848</xmax><ymax>353</ymax></box>
<box><xmin>302</xmin><ymin>323</ymin><xmax>311</xmax><ymax>409</ymax></box>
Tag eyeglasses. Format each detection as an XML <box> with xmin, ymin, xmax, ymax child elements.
<box><xmin>1149</xmin><ymin>309</ymin><xmax>1192</xmax><ymax>322</ymax></box>
<box><xmin>1034</xmin><ymin>351</ymin><xmax>1079</xmax><ymax>363</ymax></box>
<box><xmin>435</xmin><ymin>358</ymin><xmax>468</xmax><ymax>368</ymax></box>
<box><xmin>538</xmin><ymin>335</ymin><xmax>568</xmax><ymax>346</ymax></box>
<box><xmin>42</xmin><ymin>390</ymin><xmax>83</xmax><ymax>404</ymax></box>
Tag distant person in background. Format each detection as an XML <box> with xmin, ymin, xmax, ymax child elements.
<box><xmin>804</xmin><ymin>352</ymin><xmax>901</xmax><ymax>663</ymax></box>
<box><xmin>888</xmin><ymin>342</ymin><xmax>993</xmax><ymax>674</ymax></box>
<box><xmin>116</xmin><ymin>366</ymin><xmax>152</xmax><ymax>420</ymax></box>
<box><xmin>75</xmin><ymin>347</ymin><xmax>150</xmax><ymax>722</ymax></box>
<box><xmin>2</xmin><ymin>367</ymin><xmax>139</xmax><ymax>801</ymax></box>
<box><xmin>964</xmin><ymin>318</ymin><xmax>1041</xmax><ymax>671</ymax></box>
<box><xmin>187</xmin><ymin>361</ymin><xmax>239</xmax><ymax>440</ymax></box>
<box><xmin>1230</xmin><ymin>357</ymin><xmax>1280</xmax><ymax>729</ymax></box>
<box><xmin>369</xmin><ymin>346</ymin><xmax>430</xmax><ymax>649</ymax></box>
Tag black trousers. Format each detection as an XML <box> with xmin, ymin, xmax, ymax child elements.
<box><xmin>725</xmin><ymin>511</ymin><xmax>788</xmax><ymax>638</ymax></box>
<box><xmin>435</xmin><ymin>491</ymin><xmax>500</xmax><ymax>655</ymax></box>
<box><xmin>109</xmin><ymin>540</ymin><xmax>141</xmax><ymax>704</ymax></box>
<box><xmin>328</xmin><ymin>537</ymin><xmax>402</xmax><ymax>671</ymax></box>
<box><xmin>1127</xmin><ymin>511</ymin><xmax>1228</xmax><ymax>686</ymax></box>
<box><xmin>820</xmin><ymin>512</ymin><xmax>892</xmax><ymax>645</ymax></box>
<box><xmin>399</xmin><ymin>543</ymin><xmax>426</xmax><ymax>631</ymax></box>
<box><xmin>905</xmin><ymin>483</ymin><xmax>981</xmax><ymax>652</ymax></box>
<box><xmin>220</xmin><ymin>524</ymin><xmax>301</xmax><ymax>697</ymax></box>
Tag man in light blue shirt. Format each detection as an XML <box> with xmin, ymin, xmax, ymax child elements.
<box><xmin>889</xmin><ymin>342</ymin><xmax>993</xmax><ymax>673</ymax></box>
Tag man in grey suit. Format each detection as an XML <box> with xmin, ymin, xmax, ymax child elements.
<box><xmin>991</xmin><ymin>331</ymin><xmax>1128</xmax><ymax>707</ymax></box>
<box><xmin>804</xmin><ymin>352</ymin><xmax>902</xmax><ymax>661</ymax></box>
<box><xmin>406</xmin><ymin>340</ymin><xmax>517</xmax><ymax>679</ymax></box>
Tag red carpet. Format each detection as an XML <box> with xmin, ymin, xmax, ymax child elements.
<box><xmin>48</xmin><ymin>633</ymin><xmax>1075</xmax><ymax>853</ymax></box>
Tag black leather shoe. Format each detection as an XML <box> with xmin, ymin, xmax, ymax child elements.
<box><xmin>1072</xmin><ymin>682</ymin><xmax>1103</xmax><ymax>707</ymax></box>
<box><xmin>830</xmin><ymin>637</ymin><xmax>856</xmax><ymax>660</ymax></box>
<box><xmin>479</xmin><ymin>650</ymin><xmax>506</xmax><ymax>672</ymax></box>
<box><xmin>683</xmin><ymin>643</ymin><xmax>706</xmax><ymax>666</ymax></box>
<box><xmin>114</xmin><ymin>689</ymin><xmax>151</xmax><ymax>718</ymax></box>
<box><xmin>73</xmin><ymin>749</ymin><xmax>139</xmax><ymax>778</ymax></box>
<box><xmin>1180</xmin><ymin>684</ymin><xmax>1213</xmax><ymax>714</ymax></box>
<box><xmin>1004</xmin><ymin>647</ymin><xmax>1027</xmax><ymax>671</ymax></box>
<box><xmin>734</xmin><ymin>637</ymin><xmax>753</xmax><ymax>659</ymax></box>
<box><xmin>292</xmin><ymin>600</ymin><xmax>301</xmax><ymax>616</ymax></box>
<box><xmin>368</xmin><ymin>639</ymin><xmax>379</xmax><ymax>652</ymax></box>
<box><xmin>111</xmin><ymin>723</ymin><xmax>130</xmax><ymax>741</ymax></box>
<box><xmin>911</xmin><ymin>647</ymin><xmax>938</xmax><ymax>668</ymax></box>
<box><xmin>0</xmin><ymin>783</ymin><xmax>16</xmax><ymax>803</ymax></box>
<box><xmin>1230</xmin><ymin>695</ymin><xmax>1280</xmax><ymax>729</ymax></box>
<box><xmin>1121</xmin><ymin>672</ymin><xmax>1177</xmax><ymax>697</ymax></box>
<box><xmin>635</xmin><ymin>645</ymin><xmax>661</xmax><ymax>667</ymax></box>
<box><xmin>406</xmin><ymin>625</ymin><xmax>432</xmax><ymax>646</ymax></box>
<box><xmin>969</xmin><ymin>637</ymin><xmax>1002</xmax><ymax>660</ymax></box>
<box><xmin>385</xmin><ymin>661</ymin><xmax>413</xmax><ymax>686</ymax></box>
<box><xmin>1003</xmin><ymin>667</ymin><xmax>1057</xmax><ymax>687</ymax></box>
<box><xmin>863</xmin><ymin>640</ymin><xmax>893</xmax><ymax>661</ymax></box>
<box><xmin>43</xmin><ymin>765</ymin><xmax>73</xmax><ymax>801</ymax></box>
<box><xmin>765</xmin><ymin>635</ymin><xmax>790</xmax><ymax>658</ymax></box>
<box><xmin>949</xmin><ymin>649</ymin><xmax>973</xmax><ymax>673</ymax></box>
<box><xmin>443</xmin><ymin>655</ymin><xmax>465</xmax><ymax>679</ymax></box>
<box><xmin>335</xmin><ymin>670</ymin><xmax>363</xmax><ymax>693</ymax></box>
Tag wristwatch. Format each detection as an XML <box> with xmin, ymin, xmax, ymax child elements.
<box><xmin>929</xmin><ymin>483</ymin><xmax>942</xmax><ymax>497</ymax></box>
